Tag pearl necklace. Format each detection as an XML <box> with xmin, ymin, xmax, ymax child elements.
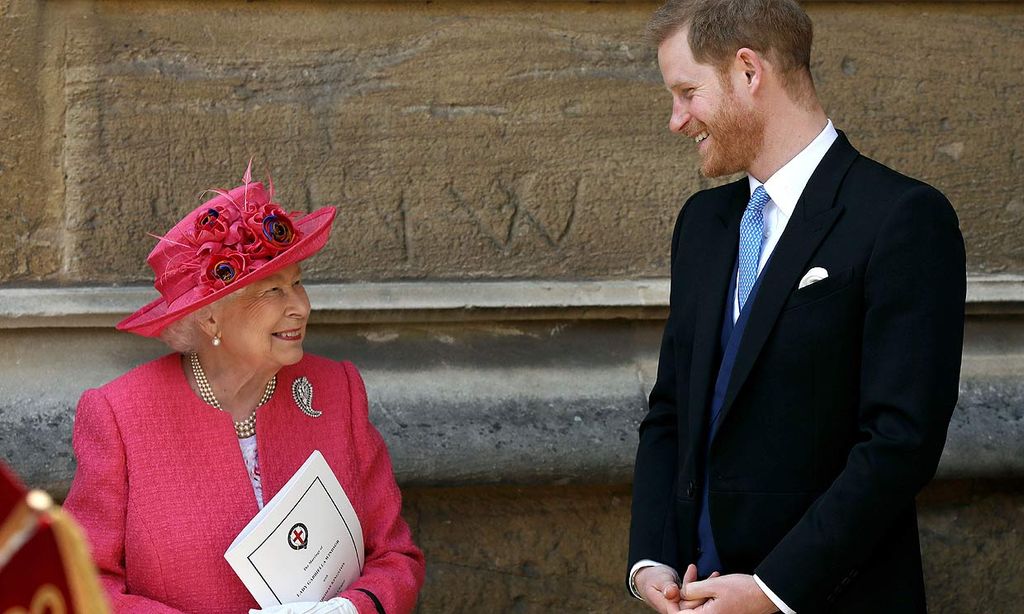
<box><xmin>188</xmin><ymin>353</ymin><xmax>276</xmax><ymax>439</ymax></box>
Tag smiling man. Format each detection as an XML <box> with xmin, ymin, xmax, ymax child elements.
<box><xmin>627</xmin><ymin>1</ymin><xmax>966</xmax><ymax>613</ymax></box>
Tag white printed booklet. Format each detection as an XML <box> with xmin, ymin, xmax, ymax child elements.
<box><xmin>225</xmin><ymin>450</ymin><xmax>364</xmax><ymax>607</ymax></box>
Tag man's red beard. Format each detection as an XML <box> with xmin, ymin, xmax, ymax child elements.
<box><xmin>691</xmin><ymin>88</ymin><xmax>766</xmax><ymax>178</ymax></box>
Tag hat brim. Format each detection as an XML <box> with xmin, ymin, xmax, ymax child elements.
<box><xmin>116</xmin><ymin>206</ymin><xmax>336</xmax><ymax>339</ymax></box>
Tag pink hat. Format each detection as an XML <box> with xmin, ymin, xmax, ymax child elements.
<box><xmin>117</xmin><ymin>163</ymin><xmax>336</xmax><ymax>338</ymax></box>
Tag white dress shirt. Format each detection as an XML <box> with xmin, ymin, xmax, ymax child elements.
<box><xmin>733</xmin><ymin>120</ymin><xmax>839</xmax><ymax>323</ymax></box>
<box><xmin>631</xmin><ymin>120</ymin><xmax>839</xmax><ymax>614</ymax></box>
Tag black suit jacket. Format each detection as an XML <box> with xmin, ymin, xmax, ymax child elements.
<box><xmin>628</xmin><ymin>134</ymin><xmax>965</xmax><ymax>613</ymax></box>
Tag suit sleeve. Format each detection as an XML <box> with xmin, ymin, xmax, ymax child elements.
<box><xmin>755</xmin><ymin>184</ymin><xmax>966</xmax><ymax>610</ymax></box>
<box><xmin>63</xmin><ymin>389</ymin><xmax>186</xmax><ymax>614</ymax></box>
<box><xmin>627</xmin><ymin>198</ymin><xmax>694</xmax><ymax>578</ymax></box>
<box><xmin>338</xmin><ymin>363</ymin><xmax>426</xmax><ymax>614</ymax></box>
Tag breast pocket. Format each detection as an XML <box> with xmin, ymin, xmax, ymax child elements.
<box><xmin>782</xmin><ymin>266</ymin><xmax>855</xmax><ymax>312</ymax></box>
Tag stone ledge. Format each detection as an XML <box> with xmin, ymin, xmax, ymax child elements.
<box><xmin>2</xmin><ymin>278</ymin><xmax>1020</xmax><ymax>495</ymax></box>
<box><xmin>3</xmin><ymin>366</ymin><xmax>1021</xmax><ymax>497</ymax></box>
<box><xmin>0</xmin><ymin>274</ymin><xmax>1020</xmax><ymax>327</ymax></box>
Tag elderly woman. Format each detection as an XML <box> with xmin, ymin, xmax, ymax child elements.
<box><xmin>64</xmin><ymin>165</ymin><xmax>424</xmax><ymax>614</ymax></box>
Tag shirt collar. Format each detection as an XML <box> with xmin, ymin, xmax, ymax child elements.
<box><xmin>747</xmin><ymin>119</ymin><xmax>839</xmax><ymax>219</ymax></box>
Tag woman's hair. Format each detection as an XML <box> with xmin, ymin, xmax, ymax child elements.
<box><xmin>158</xmin><ymin>288</ymin><xmax>238</xmax><ymax>353</ymax></box>
<box><xmin>159</xmin><ymin>305</ymin><xmax>214</xmax><ymax>354</ymax></box>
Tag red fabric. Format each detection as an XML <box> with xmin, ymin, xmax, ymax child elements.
<box><xmin>64</xmin><ymin>354</ymin><xmax>424</xmax><ymax>614</ymax></box>
<box><xmin>0</xmin><ymin>464</ymin><xmax>83</xmax><ymax>613</ymax></box>
<box><xmin>0</xmin><ymin>519</ymin><xmax>81</xmax><ymax>614</ymax></box>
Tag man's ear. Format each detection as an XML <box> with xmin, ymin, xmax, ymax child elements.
<box><xmin>734</xmin><ymin>47</ymin><xmax>766</xmax><ymax>94</ymax></box>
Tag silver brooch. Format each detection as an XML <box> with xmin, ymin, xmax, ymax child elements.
<box><xmin>292</xmin><ymin>377</ymin><xmax>322</xmax><ymax>418</ymax></box>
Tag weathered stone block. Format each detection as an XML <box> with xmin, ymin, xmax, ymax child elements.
<box><xmin>918</xmin><ymin>480</ymin><xmax>1024</xmax><ymax>614</ymax></box>
<box><xmin>2</xmin><ymin>2</ymin><xmax>1021</xmax><ymax>283</ymax></box>
<box><xmin>402</xmin><ymin>481</ymin><xmax>1024</xmax><ymax>613</ymax></box>
<box><xmin>44</xmin><ymin>1</ymin><xmax>676</xmax><ymax>284</ymax></box>
<box><xmin>2</xmin><ymin>0</ymin><xmax>62</xmax><ymax>280</ymax></box>
<box><xmin>403</xmin><ymin>485</ymin><xmax>645</xmax><ymax>613</ymax></box>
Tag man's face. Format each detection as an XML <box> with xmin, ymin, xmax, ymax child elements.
<box><xmin>658</xmin><ymin>28</ymin><xmax>765</xmax><ymax>177</ymax></box>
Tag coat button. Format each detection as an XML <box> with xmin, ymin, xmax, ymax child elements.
<box><xmin>686</xmin><ymin>480</ymin><xmax>696</xmax><ymax>498</ymax></box>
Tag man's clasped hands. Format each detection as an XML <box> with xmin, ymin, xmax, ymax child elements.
<box><xmin>635</xmin><ymin>564</ymin><xmax>779</xmax><ymax>614</ymax></box>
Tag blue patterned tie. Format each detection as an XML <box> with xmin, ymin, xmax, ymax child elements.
<box><xmin>737</xmin><ymin>186</ymin><xmax>770</xmax><ymax>311</ymax></box>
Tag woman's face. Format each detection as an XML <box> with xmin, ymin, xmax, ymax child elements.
<box><xmin>212</xmin><ymin>263</ymin><xmax>310</xmax><ymax>373</ymax></box>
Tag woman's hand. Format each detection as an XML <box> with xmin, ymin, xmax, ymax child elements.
<box><xmin>249</xmin><ymin>597</ymin><xmax>356</xmax><ymax>614</ymax></box>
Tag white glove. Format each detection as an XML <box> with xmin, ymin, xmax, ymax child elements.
<box><xmin>250</xmin><ymin>597</ymin><xmax>357</xmax><ymax>614</ymax></box>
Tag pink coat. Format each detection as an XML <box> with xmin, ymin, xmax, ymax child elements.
<box><xmin>64</xmin><ymin>354</ymin><xmax>424</xmax><ymax>613</ymax></box>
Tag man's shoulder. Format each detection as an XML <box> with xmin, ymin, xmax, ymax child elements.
<box><xmin>844</xmin><ymin>152</ymin><xmax>948</xmax><ymax>204</ymax></box>
<box><xmin>837</xmin><ymin>153</ymin><xmax>959</xmax><ymax>240</ymax></box>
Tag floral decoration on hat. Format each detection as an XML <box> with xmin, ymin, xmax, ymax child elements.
<box><xmin>149</xmin><ymin>160</ymin><xmax>307</xmax><ymax>296</ymax></box>
<box><xmin>179</xmin><ymin>162</ymin><xmax>302</xmax><ymax>292</ymax></box>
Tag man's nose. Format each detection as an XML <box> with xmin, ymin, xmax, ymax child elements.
<box><xmin>669</xmin><ymin>99</ymin><xmax>689</xmax><ymax>134</ymax></box>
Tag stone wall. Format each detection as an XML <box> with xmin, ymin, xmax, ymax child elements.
<box><xmin>3</xmin><ymin>1</ymin><xmax>1023</xmax><ymax>282</ymax></box>
<box><xmin>2</xmin><ymin>1</ymin><xmax>1023</xmax><ymax>612</ymax></box>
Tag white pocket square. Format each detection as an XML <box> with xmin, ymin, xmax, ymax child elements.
<box><xmin>798</xmin><ymin>267</ymin><xmax>829</xmax><ymax>289</ymax></box>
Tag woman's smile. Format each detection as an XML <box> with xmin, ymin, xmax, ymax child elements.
<box><xmin>272</xmin><ymin>328</ymin><xmax>304</xmax><ymax>341</ymax></box>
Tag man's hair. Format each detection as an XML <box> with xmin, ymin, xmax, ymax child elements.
<box><xmin>647</xmin><ymin>0</ymin><xmax>814</xmax><ymax>92</ymax></box>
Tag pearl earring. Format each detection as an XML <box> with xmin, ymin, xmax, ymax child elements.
<box><xmin>212</xmin><ymin>335</ymin><xmax>221</xmax><ymax>347</ymax></box>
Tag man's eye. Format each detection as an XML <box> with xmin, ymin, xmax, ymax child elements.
<box><xmin>293</xmin><ymin>279</ymin><xmax>303</xmax><ymax>287</ymax></box>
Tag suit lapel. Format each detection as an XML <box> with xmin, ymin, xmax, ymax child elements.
<box><xmin>686</xmin><ymin>180</ymin><xmax>747</xmax><ymax>455</ymax></box>
<box><xmin>713</xmin><ymin>134</ymin><xmax>860</xmax><ymax>434</ymax></box>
